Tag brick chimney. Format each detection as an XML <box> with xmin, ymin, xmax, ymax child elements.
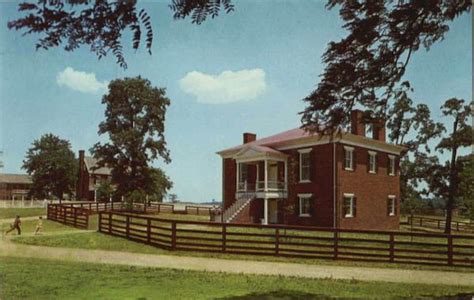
<box><xmin>243</xmin><ymin>133</ymin><xmax>256</xmax><ymax>144</ymax></box>
<box><xmin>372</xmin><ymin>119</ymin><xmax>386</xmax><ymax>142</ymax></box>
<box><xmin>350</xmin><ymin>110</ymin><xmax>366</xmax><ymax>137</ymax></box>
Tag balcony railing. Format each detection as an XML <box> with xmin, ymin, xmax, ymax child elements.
<box><xmin>237</xmin><ymin>181</ymin><xmax>286</xmax><ymax>192</ymax></box>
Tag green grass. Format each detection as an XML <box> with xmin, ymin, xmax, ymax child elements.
<box><xmin>2</xmin><ymin>219</ymin><xmax>78</xmax><ymax>236</ymax></box>
<box><xmin>13</xmin><ymin>231</ymin><xmax>474</xmax><ymax>273</ymax></box>
<box><xmin>0</xmin><ymin>208</ymin><xmax>46</xmax><ymax>219</ymax></box>
<box><xmin>0</xmin><ymin>256</ymin><xmax>472</xmax><ymax>299</ymax></box>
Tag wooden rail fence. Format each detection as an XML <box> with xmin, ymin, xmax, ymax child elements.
<box><xmin>99</xmin><ymin>211</ymin><xmax>474</xmax><ymax>268</ymax></box>
<box><xmin>47</xmin><ymin>204</ymin><xmax>89</xmax><ymax>229</ymax></box>
<box><xmin>408</xmin><ymin>216</ymin><xmax>474</xmax><ymax>233</ymax></box>
<box><xmin>47</xmin><ymin>202</ymin><xmax>218</xmax><ymax>228</ymax></box>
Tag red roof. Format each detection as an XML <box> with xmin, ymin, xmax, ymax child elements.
<box><xmin>221</xmin><ymin>127</ymin><xmax>316</xmax><ymax>152</ymax></box>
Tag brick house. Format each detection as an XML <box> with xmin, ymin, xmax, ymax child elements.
<box><xmin>217</xmin><ymin>110</ymin><xmax>405</xmax><ymax>230</ymax></box>
<box><xmin>0</xmin><ymin>173</ymin><xmax>33</xmax><ymax>200</ymax></box>
<box><xmin>76</xmin><ymin>150</ymin><xmax>112</xmax><ymax>201</ymax></box>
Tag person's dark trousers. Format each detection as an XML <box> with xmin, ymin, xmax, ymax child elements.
<box><xmin>15</xmin><ymin>226</ymin><xmax>21</xmax><ymax>235</ymax></box>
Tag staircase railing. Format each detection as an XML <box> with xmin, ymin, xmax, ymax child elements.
<box><xmin>218</xmin><ymin>194</ymin><xmax>254</xmax><ymax>223</ymax></box>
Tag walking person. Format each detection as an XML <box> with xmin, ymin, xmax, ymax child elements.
<box><xmin>34</xmin><ymin>216</ymin><xmax>43</xmax><ymax>235</ymax></box>
<box><xmin>5</xmin><ymin>215</ymin><xmax>22</xmax><ymax>235</ymax></box>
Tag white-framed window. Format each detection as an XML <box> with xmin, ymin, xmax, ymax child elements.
<box><xmin>298</xmin><ymin>148</ymin><xmax>311</xmax><ymax>182</ymax></box>
<box><xmin>344</xmin><ymin>146</ymin><xmax>354</xmax><ymax>171</ymax></box>
<box><xmin>298</xmin><ymin>193</ymin><xmax>312</xmax><ymax>217</ymax></box>
<box><xmin>343</xmin><ymin>193</ymin><xmax>356</xmax><ymax>218</ymax></box>
<box><xmin>368</xmin><ymin>151</ymin><xmax>377</xmax><ymax>174</ymax></box>
<box><xmin>388</xmin><ymin>155</ymin><xmax>396</xmax><ymax>176</ymax></box>
<box><xmin>388</xmin><ymin>195</ymin><xmax>396</xmax><ymax>216</ymax></box>
<box><xmin>365</xmin><ymin>123</ymin><xmax>374</xmax><ymax>138</ymax></box>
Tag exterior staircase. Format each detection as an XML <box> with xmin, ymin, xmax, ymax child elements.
<box><xmin>216</xmin><ymin>193</ymin><xmax>255</xmax><ymax>223</ymax></box>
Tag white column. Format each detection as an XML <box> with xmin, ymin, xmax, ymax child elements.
<box><xmin>264</xmin><ymin>159</ymin><xmax>268</xmax><ymax>192</ymax></box>
<box><xmin>94</xmin><ymin>190</ymin><xmax>97</xmax><ymax>202</ymax></box>
<box><xmin>284</xmin><ymin>159</ymin><xmax>288</xmax><ymax>190</ymax></box>
<box><xmin>263</xmin><ymin>197</ymin><xmax>268</xmax><ymax>225</ymax></box>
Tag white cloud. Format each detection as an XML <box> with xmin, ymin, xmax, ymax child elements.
<box><xmin>56</xmin><ymin>67</ymin><xmax>108</xmax><ymax>94</ymax></box>
<box><xmin>179</xmin><ymin>68</ymin><xmax>266</xmax><ymax>104</ymax></box>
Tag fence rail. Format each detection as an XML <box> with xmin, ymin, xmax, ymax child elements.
<box><xmin>408</xmin><ymin>216</ymin><xmax>474</xmax><ymax>233</ymax></box>
<box><xmin>99</xmin><ymin>211</ymin><xmax>474</xmax><ymax>268</ymax></box>
<box><xmin>47</xmin><ymin>204</ymin><xmax>89</xmax><ymax>229</ymax></box>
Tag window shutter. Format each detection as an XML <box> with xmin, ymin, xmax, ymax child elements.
<box><xmin>367</xmin><ymin>153</ymin><xmax>370</xmax><ymax>173</ymax></box>
<box><xmin>387</xmin><ymin>198</ymin><xmax>390</xmax><ymax>216</ymax></box>
<box><xmin>295</xmin><ymin>197</ymin><xmax>300</xmax><ymax>215</ymax></box>
<box><xmin>353</xmin><ymin>197</ymin><xmax>357</xmax><ymax>217</ymax></box>
<box><xmin>295</xmin><ymin>151</ymin><xmax>300</xmax><ymax>182</ymax></box>
<box><xmin>394</xmin><ymin>198</ymin><xmax>397</xmax><ymax>215</ymax></box>
<box><xmin>387</xmin><ymin>156</ymin><xmax>390</xmax><ymax>175</ymax></box>
<box><xmin>375</xmin><ymin>154</ymin><xmax>379</xmax><ymax>173</ymax></box>
<box><xmin>309</xmin><ymin>196</ymin><xmax>315</xmax><ymax>216</ymax></box>
<box><xmin>309</xmin><ymin>151</ymin><xmax>314</xmax><ymax>181</ymax></box>
<box><xmin>352</xmin><ymin>150</ymin><xmax>357</xmax><ymax>171</ymax></box>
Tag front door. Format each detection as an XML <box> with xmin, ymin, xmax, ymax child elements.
<box><xmin>268</xmin><ymin>199</ymin><xmax>278</xmax><ymax>224</ymax></box>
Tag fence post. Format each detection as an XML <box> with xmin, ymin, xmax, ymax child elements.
<box><xmin>275</xmin><ymin>228</ymin><xmax>280</xmax><ymax>256</ymax></box>
<box><xmin>171</xmin><ymin>221</ymin><xmax>177</xmax><ymax>250</ymax></box>
<box><xmin>96</xmin><ymin>202</ymin><xmax>99</xmax><ymax>212</ymax></box>
<box><xmin>73</xmin><ymin>208</ymin><xmax>77</xmax><ymax>227</ymax></box>
<box><xmin>333</xmin><ymin>231</ymin><xmax>339</xmax><ymax>259</ymax></box>
<box><xmin>126</xmin><ymin>215</ymin><xmax>130</xmax><ymax>238</ymax></box>
<box><xmin>47</xmin><ymin>204</ymin><xmax>50</xmax><ymax>220</ymax></box>
<box><xmin>438</xmin><ymin>220</ymin><xmax>441</xmax><ymax>229</ymax></box>
<box><xmin>98</xmin><ymin>212</ymin><xmax>102</xmax><ymax>232</ymax></box>
<box><xmin>456</xmin><ymin>222</ymin><xmax>459</xmax><ymax>231</ymax></box>
<box><xmin>447</xmin><ymin>235</ymin><xmax>453</xmax><ymax>266</ymax></box>
<box><xmin>108</xmin><ymin>212</ymin><xmax>112</xmax><ymax>233</ymax></box>
<box><xmin>389</xmin><ymin>233</ymin><xmax>395</xmax><ymax>263</ymax></box>
<box><xmin>147</xmin><ymin>219</ymin><xmax>151</xmax><ymax>244</ymax></box>
<box><xmin>111</xmin><ymin>201</ymin><xmax>114</xmax><ymax>211</ymax></box>
<box><xmin>222</xmin><ymin>223</ymin><xmax>227</xmax><ymax>252</ymax></box>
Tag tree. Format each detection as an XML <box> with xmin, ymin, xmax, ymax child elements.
<box><xmin>96</xmin><ymin>180</ymin><xmax>114</xmax><ymax>202</ymax></box>
<box><xmin>168</xmin><ymin>193</ymin><xmax>178</xmax><ymax>203</ymax></box>
<box><xmin>301</xmin><ymin>1</ymin><xmax>471</xmax><ymax>133</ymax></box>
<box><xmin>22</xmin><ymin>133</ymin><xmax>77</xmax><ymax>199</ymax></box>
<box><xmin>8</xmin><ymin>0</ymin><xmax>234</xmax><ymax>69</ymax></box>
<box><xmin>384</xmin><ymin>83</ymin><xmax>444</xmax><ymax>210</ymax></box>
<box><xmin>91</xmin><ymin>76</ymin><xmax>172</xmax><ymax>203</ymax></box>
<box><xmin>457</xmin><ymin>154</ymin><xmax>474</xmax><ymax>221</ymax></box>
<box><xmin>429</xmin><ymin>98</ymin><xmax>472</xmax><ymax>233</ymax></box>
<box><xmin>148</xmin><ymin>168</ymin><xmax>173</xmax><ymax>203</ymax></box>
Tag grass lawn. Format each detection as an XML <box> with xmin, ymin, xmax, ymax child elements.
<box><xmin>0</xmin><ymin>256</ymin><xmax>472</xmax><ymax>299</ymax></box>
<box><xmin>0</xmin><ymin>208</ymin><xmax>46</xmax><ymax>219</ymax></box>
<box><xmin>2</xmin><ymin>219</ymin><xmax>78</xmax><ymax>236</ymax></box>
<box><xmin>13</xmin><ymin>231</ymin><xmax>474</xmax><ymax>273</ymax></box>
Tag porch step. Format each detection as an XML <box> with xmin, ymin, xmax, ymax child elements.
<box><xmin>216</xmin><ymin>195</ymin><xmax>254</xmax><ymax>223</ymax></box>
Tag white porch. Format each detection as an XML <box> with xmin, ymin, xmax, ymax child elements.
<box><xmin>233</xmin><ymin>145</ymin><xmax>288</xmax><ymax>225</ymax></box>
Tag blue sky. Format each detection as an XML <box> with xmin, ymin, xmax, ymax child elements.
<box><xmin>0</xmin><ymin>1</ymin><xmax>471</xmax><ymax>202</ymax></box>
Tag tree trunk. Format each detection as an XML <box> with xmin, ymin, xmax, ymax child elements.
<box><xmin>444</xmin><ymin>119</ymin><xmax>459</xmax><ymax>234</ymax></box>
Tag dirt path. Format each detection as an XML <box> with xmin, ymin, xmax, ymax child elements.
<box><xmin>1</xmin><ymin>237</ymin><xmax>473</xmax><ymax>287</ymax></box>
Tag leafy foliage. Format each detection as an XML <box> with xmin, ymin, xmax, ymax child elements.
<box><xmin>8</xmin><ymin>0</ymin><xmax>234</xmax><ymax>68</ymax></box>
<box><xmin>169</xmin><ymin>0</ymin><xmax>234</xmax><ymax>24</ymax></box>
<box><xmin>22</xmin><ymin>133</ymin><xmax>77</xmax><ymax>199</ymax></box>
<box><xmin>457</xmin><ymin>154</ymin><xmax>474</xmax><ymax>220</ymax></box>
<box><xmin>96</xmin><ymin>180</ymin><xmax>114</xmax><ymax>202</ymax></box>
<box><xmin>91</xmin><ymin>76</ymin><xmax>172</xmax><ymax>200</ymax></box>
<box><xmin>301</xmin><ymin>1</ymin><xmax>471</xmax><ymax>133</ymax></box>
